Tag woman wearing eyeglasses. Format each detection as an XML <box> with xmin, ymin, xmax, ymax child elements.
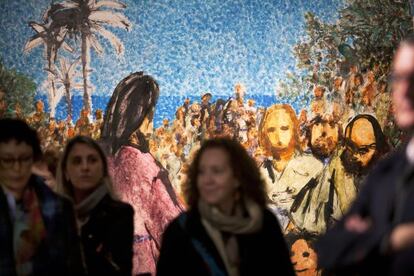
<box><xmin>0</xmin><ymin>118</ymin><xmax>85</xmax><ymax>275</ymax></box>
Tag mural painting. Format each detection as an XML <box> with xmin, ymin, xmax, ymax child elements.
<box><xmin>1</xmin><ymin>0</ymin><xmax>413</xmax><ymax>275</ymax></box>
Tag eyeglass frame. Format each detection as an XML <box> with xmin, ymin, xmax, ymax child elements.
<box><xmin>0</xmin><ymin>155</ymin><xmax>34</xmax><ymax>169</ymax></box>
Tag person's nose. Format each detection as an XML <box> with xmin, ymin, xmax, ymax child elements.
<box><xmin>11</xmin><ymin>160</ymin><xmax>23</xmax><ymax>171</ymax></box>
<box><xmin>274</xmin><ymin>131</ymin><xmax>280</xmax><ymax>143</ymax></box>
<box><xmin>199</xmin><ymin>173</ymin><xmax>212</xmax><ymax>185</ymax></box>
<box><xmin>80</xmin><ymin>159</ymin><xmax>89</xmax><ymax>171</ymax></box>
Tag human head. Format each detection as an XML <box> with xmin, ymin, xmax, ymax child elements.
<box><xmin>391</xmin><ymin>36</ymin><xmax>414</xmax><ymax>130</ymax></box>
<box><xmin>101</xmin><ymin>72</ymin><xmax>159</xmax><ymax>155</ymax></box>
<box><xmin>340</xmin><ymin>114</ymin><xmax>389</xmax><ymax>175</ymax></box>
<box><xmin>259</xmin><ymin>104</ymin><xmax>299</xmax><ymax>158</ymax></box>
<box><xmin>35</xmin><ymin>99</ymin><xmax>44</xmax><ymax>112</ymax></box>
<box><xmin>57</xmin><ymin>135</ymin><xmax>113</xmax><ymax>199</ymax></box>
<box><xmin>201</xmin><ymin>93</ymin><xmax>212</xmax><ymax>103</ymax></box>
<box><xmin>286</xmin><ymin>234</ymin><xmax>318</xmax><ymax>276</ymax></box>
<box><xmin>308</xmin><ymin>115</ymin><xmax>341</xmax><ymax>160</ymax></box>
<box><xmin>32</xmin><ymin>149</ymin><xmax>59</xmax><ymax>190</ymax></box>
<box><xmin>95</xmin><ymin>109</ymin><xmax>103</xmax><ymax>120</ymax></box>
<box><xmin>0</xmin><ymin>118</ymin><xmax>42</xmax><ymax>198</ymax></box>
<box><xmin>234</xmin><ymin>83</ymin><xmax>246</xmax><ymax>100</ymax></box>
<box><xmin>313</xmin><ymin>86</ymin><xmax>325</xmax><ymax>98</ymax></box>
<box><xmin>184</xmin><ymin>138</ymin><xmax>267</xmax><ymax>210</ymax></box>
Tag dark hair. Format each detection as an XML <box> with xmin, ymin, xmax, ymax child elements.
<box><xmin>343</xmin><ymin>114</ymin><xmax>389</xmax><ymax>156</ymax></box>
<box><xmin>0</xmin><ymin>118</ymin><xmax>41</xmax><ymax>161</ymax></box>
<box><xmin>183</xmin><ymin>137</ymin><xmax>267</xmax><ymax>209</ymax></box>
<box><xmin>101</xmin><ymin>72</ymin><xmax>159</xmax><ymax>155</ymax></box>
<box><xmin>57</xmin><ymin>135</ymin><xmax>114</xmax><ymax>198</ymax></box>
<box><xmin>41</xmin><ymin>149</ymin><xmax>59</xmax><ymax>177</ymax></box>
<box><xmin>308</xmin><ymin>115</ymin><xmax>343</xmax><ymax>142</ymax></box>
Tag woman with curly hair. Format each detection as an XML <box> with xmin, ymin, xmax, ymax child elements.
<box><xmin>157</xmin><ymin>138</ymin><xmax>294</xmax><ymax>276</ymax></box>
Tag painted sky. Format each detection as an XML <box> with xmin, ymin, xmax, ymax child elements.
<box><xmin>0</xmin><ymin>0</ymin><xmax>344</xmax><ymax>100</ymax></box>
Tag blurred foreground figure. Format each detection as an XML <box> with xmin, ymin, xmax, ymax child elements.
<box><xmin>57</xmin><ymin>136</ymin><xmax>134</xmax><ymax>275</ymax></box>
<box><xmin>317</xmin><ymin>36</ymin><xmax>414</xmax><ymax>275</ymax></box>
<box><xmin>157</xmin><ymin>138</ymin><xmax>294</xmax><ymax>276</ymax></box>
<box><xmin>0</xmin><ymin>118</ymin><xmax>84</xmax><ymax>275</ymax></box>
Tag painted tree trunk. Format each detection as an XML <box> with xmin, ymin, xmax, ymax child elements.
<box><xmin>81</xmin><ymin>32</ymin><xmax>92</xmax><ymax>114</ymax></box>
<box><xmin>65</xmin><ymin>83</ymin><xmax>72</xmax><ymax>119</ymax></box>
<box><xmin>47</xmin><ymin>45</ymin><xmax>58</xmax><ymax>119</ymax></box>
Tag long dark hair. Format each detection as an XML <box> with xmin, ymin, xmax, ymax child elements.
<box><xmin>101</xmin><ymin>72</ymin><xmax>159</xmax><ymax>155</ymax></box>
<box><xmin>183</xmin><ymin>137</ymin><xmax>267</xmax><ymax>209</ymax></box>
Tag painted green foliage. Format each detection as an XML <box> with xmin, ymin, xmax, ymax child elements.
<box><xmin>0</xmin><ymin>60</ymin><xmax>36</xmax><ymax>116</ymax></box>
<box><xmin>279</xmin><ymin>0</ymin><xmax>413</xmax><ymax>147</ymax></box>
<box><xmin>295</xmin><ymin>0</ymin><xmax>413</xmax><ymax>85</ymax></box>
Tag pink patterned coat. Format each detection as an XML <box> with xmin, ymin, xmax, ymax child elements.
<box><xmin>109</xmin><ymin>146</ymin><xmax>183</xmax><ymax>275</ymax></box>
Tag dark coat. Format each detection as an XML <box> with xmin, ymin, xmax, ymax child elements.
<box><xmin>156</xmin><ymin>207</ymin><xmax>294</xmax><ymax>276</ymax></box>
<box><xmin>0</xmin><ymin>175</ymin><xmax>85</xmax><ymax>276</ymax></box>
<box><xmin>80</xmin><ymin>194</ymin><xmax>134</xmax><ymax>276</ymax></box>
<box><xmin>316</xmin><ymin>147</ymin><xmax>414</xmax><ymax>275</ymax></box>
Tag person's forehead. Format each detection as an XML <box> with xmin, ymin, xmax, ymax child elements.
<box><xmin>0</xmin><ymin>140</ymin><xmax>33</xmax><ymax>155</ymax></box>
<box><xmin>267</xmin><ymin>109</ymin><xmax>292</xmax><ymax>124</ymax></box>
<box><xmin>350</xmin><ymin>119</ymin><xmax>375</xmax><ymax>145</ymax></box>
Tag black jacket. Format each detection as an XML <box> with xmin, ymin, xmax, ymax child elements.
<box><xmin>317</xmin><ymin>147</ymin><xmax>414</xmax><ymax>275</ymax></box>
<box><xmin>157</xmin><ymin>207</ymin><xmax>294</xmax><ymax>276</ymax></box>
<box><xmin>80</xmin><ymin>194</ymin><xmax>134</xmax><ymax>276</ymax></box>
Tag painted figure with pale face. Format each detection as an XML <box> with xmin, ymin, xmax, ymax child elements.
<box><xmin>259</xmin><ymin>104</ymin><xmax>323</xmax><ymax>229</ymax></box>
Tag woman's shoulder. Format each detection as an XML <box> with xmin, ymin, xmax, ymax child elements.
<box><xmin>99</xmin><ymin>195</ymin><xmax>134</xmax><ymax>216</ymax></box>
<box><xmin>262</xmin><ymin>208</ymin><xmax>284</xmax><ymax>230</ymax></box>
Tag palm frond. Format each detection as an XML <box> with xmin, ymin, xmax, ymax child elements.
<box><xmin>29</xmin><ymin>22</ymin><xmax>46</xmax><ymax>33</ymax></box>
<box><xmin>88</xmin><ymin>35</ymin><xmax>105</xmax><ymax>55</ymax></box>
<box><xmin>60</xmin><ymin>1</ymin><xmax>80</xmax><ymax>9</ymax></box>
<box><xmin>61</xmin><ymin>41</ymin><xmax>75</xmax><ymax>53</ymax></box>
<box><xmin>94</xmin><ymin>26</ymin><xmax>124</xmax><ymax>55</ymax></box>
<box><xmin>23</xmin><ymin>36</ymin><xmax>44</xmax><ymax>53</ymax></box>
<box><xmin>89</xmin><ymin>10</ymin><xmax>131</xmax><ymax>30</ymax></box>
<box><xmin>94</xmin><ymin>0</ymin><xmax>126</xmax><ymax>10</ymax></box>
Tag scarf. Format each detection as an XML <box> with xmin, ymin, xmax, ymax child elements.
<box><xmin>75</xmin><ymin>183</ymin><xmax>108</xmax><ymax>229</ymax></box>
<box><xmin>198</xmin><ymin>198</ymin><xmax>263</xmax><ymax>276</ymax></box>
<box><xmin>14</xmin><ymin>185</ymin><xmax>47</xmax><ymax>275</ymax></box>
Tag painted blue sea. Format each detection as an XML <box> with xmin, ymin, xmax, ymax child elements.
<box><xmin>35</xmin><ymin>93</ymin><xmax>308</xmax><ymax>128</ymax></box>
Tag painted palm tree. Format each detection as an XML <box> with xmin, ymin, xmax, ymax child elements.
<box><xmin>45</xmin><ymin>0</ymin><xmax>132</xmax><ymax>113</ymax></box>
<box><xmin>24</xmin><ymin>21</ymin><xmax>74</xmax><ymax>118</ymax></box>
<box><xmin>47</xmin><ymin>57</ymin><xmax>83</xmax><ymax>119</ymax></box>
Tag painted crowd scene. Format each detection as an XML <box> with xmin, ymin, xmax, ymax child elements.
<box><xmin>1</xmin><ymin>0</ymin><xmax>413</xmax><ymax>275</ymax></box>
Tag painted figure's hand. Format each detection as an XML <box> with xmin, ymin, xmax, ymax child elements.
<box><xmin>345</xmin><ymin>214</ymin><xmax>371</xmax><ymax>233</ymax></box>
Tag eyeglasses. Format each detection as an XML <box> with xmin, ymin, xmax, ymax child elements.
<box><xmin>0</xmin><ymin>155</ymin><xmax>33</xmax><ymax>169</ymax></box>
<box><xmin>344</xmin><ymin>139</ymin><xmax>376</xmax><ymax>155</ymax></box>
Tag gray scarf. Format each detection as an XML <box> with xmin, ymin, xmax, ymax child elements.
<box><xmin>75</xmin><ymin>184</ymin><xmax>108</xmax><ymax>223</ymax></box>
